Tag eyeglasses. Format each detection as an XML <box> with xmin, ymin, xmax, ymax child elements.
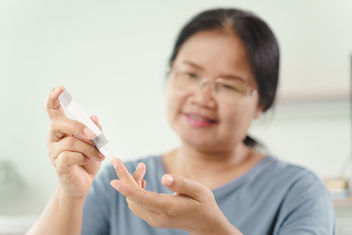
<box><xmin>168</xmin><ymin>66</ymin><xmax>257</xmax><ymax>103</ymax></box>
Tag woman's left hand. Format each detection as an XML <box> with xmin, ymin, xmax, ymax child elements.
<box><xmin>110</xmin><ymin>158</ymin><xmax>242</xmax><ymax>235</ymax></box>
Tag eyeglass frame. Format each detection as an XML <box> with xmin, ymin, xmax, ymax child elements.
<box><xmin>167</xmin><ymin>66</ymin><xmax>257</xmax><ymax>100</ymax></box>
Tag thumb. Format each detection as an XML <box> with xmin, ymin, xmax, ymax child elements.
<box><xmin>161</xmin><ymin>174</ymin><xmax>207</xmax><ymax>201</ymax></box>
<box><xmin>46</xmin><ymin>86</ymin><xmax>66</xmax><ymax>120</ymax></box>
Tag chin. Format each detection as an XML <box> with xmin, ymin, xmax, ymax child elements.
<box><xmin>179</xmin><ymin>132</ymin><xmax>222</xmax><ymax>151</ymax></box>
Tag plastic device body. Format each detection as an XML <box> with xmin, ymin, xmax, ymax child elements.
<box><xmin>58</xmin><ymin>89</ymin><xmax>116</xmax><ymax>160</ymax></box>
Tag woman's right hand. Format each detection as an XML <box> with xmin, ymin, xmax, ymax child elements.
<box><xmin>45</xmin><ymin>87</ymin><xmax>105</xmax><ymax>200</ymax></box>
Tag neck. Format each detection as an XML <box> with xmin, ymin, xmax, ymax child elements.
<box><xmin>170</xmin><ymin>142</ymin><xmax>252</xmax><ymax>180</ymax></box>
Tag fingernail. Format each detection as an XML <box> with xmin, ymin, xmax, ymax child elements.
<box><xmin>92</xmin><ymin>116</ymin><xmax>99</xmax><ymax>124</ymax></box>
<box><xmin>99</xmin><ymin>153</ymin><xmax>105</xmax><ymax>160</ymax></box>
<box><xmin>54</xmin><ymin>86</ymin><xmax>63</xmax><ymax>92</ymax></box>
<box><xmin>163</xmin><ymin>175</ymin><xmax>174</xmax><ymax>186</ymax></box>
<box><xmin>83</xmin><ymin>127</ymin><xmax>94</xmax><ymax>138</ymax></box>
<box><xmin>111</xmin><ymin>181</ymin><xmax>119</xmax><ymax>191</ymax></box>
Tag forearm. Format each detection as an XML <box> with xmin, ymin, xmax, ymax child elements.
<box><xmin>26</xmin><ymin>187</ymin><xmax>85</xmax><ymax>235</ymax></box>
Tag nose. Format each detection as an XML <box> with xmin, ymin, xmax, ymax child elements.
<box><xmin>190</xmin><ymin>81</ymin><xmax>217</xmax><ymax>109</ymax></box>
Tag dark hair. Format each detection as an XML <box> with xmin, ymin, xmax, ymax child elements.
<box><xmin>168</xmin><ymin>8</ymin><xmax>280</xmax><ymax>148</ymax></box>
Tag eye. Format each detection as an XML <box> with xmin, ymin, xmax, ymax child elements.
<box><xmin>185</xmin><ymin>72</ymin><xmax>199</xmax><ymax>79</ymax></box>
<box><xmin>220</xmin><ymin>83</ymin><xmax>245</xmax><ymax>94</ymax></box>
<box><xmin>221</xmin><ymin>84</ymin><xmax>236</xmax><ymax>90</ymax></box>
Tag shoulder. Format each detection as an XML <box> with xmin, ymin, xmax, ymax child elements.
<box><xmin>260</xmin><ymin>157</ymin><xmax>335</xmax><ymax>234</ymax></box>
<box><xmin>268</xmin><ymin>155</ymin><xmax>332</xmax><ymax>203</ymax></box>
<box><xmin>245</xmin><ymin>155</ymin><xmax>332</xmax><ymax>210</ymax></box>
<box><xmin>254</xmin><ymin>156</ymin><xmax>328</xmax><ymax>194</ymax></box>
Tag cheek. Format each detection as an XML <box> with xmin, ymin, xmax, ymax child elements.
<box><xmin>219</xmin><ymin>100</ymin><xmax>257</xmax><ymax>135</ymax></box>
<box><xmin>166</xmin><ymin>87</ymin><xmax>187</xmax><ymax>127</ymax></box>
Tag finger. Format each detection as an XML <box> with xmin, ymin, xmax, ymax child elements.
<box><xmin>90</xmin><ymin>115</ymin><xmax>103</xmax><ymax>131</ymax></box>
<box><xmin>55</xmin><ymin>151</ymin><xmax>88</xmax><ymax>174</ymax></box>
<box><xmin>125</xmin><ymin>199</ymin><xmax>156</xmax><ymax>225</ymax></box>
<box><xmin>111</xmin><ymin>158</ymin><xmax>138</xmax><ymax>186</ymax></box>
<box><xmin>110</xmin><ymin>179</ymin><xmax>171</xmax><ymax>209</ymax></box>
<box><xmin>133</xmin><ymin>162</ymin><xmax>146</xmax><ymax>187</ymax></box>
<box><xmin>49</xmin><ymin>117</ymin><xmax>95</xmax><ymax>142</ymax></box>
<box><xmin>125</xmin><ymin>199</ymin><xmax>164</xmax><ymax>228</ymax></box>
<box><xmin>91</xmin><ymin>115</ymin><xmax>99</xmax><ymax>125</ymax></box>
<box><xmin>46</xmin><ymin>86</ymin><xmax>66</xmax><ymax>120</ymax></box>
<box><xmin>51</xmin><ymin>136</ymin><xmax>104</xmax><ymax>162</ymax></box>
<box><xmin>161</xmin><ymin>174</ymin><xmax>207</xmax><ymax>201</ymax></box>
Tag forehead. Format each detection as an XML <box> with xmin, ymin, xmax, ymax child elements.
<box><xmin>174</xmin><ymin>30</ymin><xmax>254</xmax><ymax>81</ymax></box>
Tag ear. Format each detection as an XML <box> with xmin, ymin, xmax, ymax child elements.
<box><xmin>168</xmin><ymin>61</ymin><xmax>175</xmax><ymax>74</ymax></box>
<box><xmin>254</xmin><ymin>104</ymin><xmax>264</xmax><ymax>119</ymax></box>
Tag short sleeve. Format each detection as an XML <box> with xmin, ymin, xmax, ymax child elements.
<box><xmin>275</xmin><ymin>170</ymin><xmax>336</xmax><ymax>235</ymax></box>
<box><xmin>82</xmin><ymin>165</ymin><xmax>115</xmax><ymax>235</ymax></box>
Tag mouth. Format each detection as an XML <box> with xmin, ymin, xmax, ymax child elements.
<box><xmin>184</xmin><ymin>113</ymin><xmax>218</xmax><ymax>127</ymax></box>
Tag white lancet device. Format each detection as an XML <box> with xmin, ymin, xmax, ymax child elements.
<box><xmin>58</xmin><ymin>89</ymin><xmax>116</xmax><ymax>160</ymax></box>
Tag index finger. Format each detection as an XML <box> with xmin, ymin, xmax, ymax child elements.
<box><xmin>111</xmin><ymin>179</ymin><xmax>173</xmax><ymax>209</ymax></box>
<box><xmin>46</xmin><ymin>86</ymin><xmax>66</xmax><ymax>120</ymax></box>
<box><xmin>112</xmin><ymin>158</ymin><xmax>138</xmax><ymax>186</ymax></box>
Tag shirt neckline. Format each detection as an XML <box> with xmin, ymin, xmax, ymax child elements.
<box><xmin>156</xmin><ymin>154</ymin><xmax>274</xmax><ymax>195</ymax></box>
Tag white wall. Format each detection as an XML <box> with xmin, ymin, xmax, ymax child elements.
<box><xmin>0</xmin><ymin>0</ymin><xmax>351</xmax><ymax>215</ymax></box>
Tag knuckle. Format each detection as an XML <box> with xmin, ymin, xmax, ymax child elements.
<box><xmin>55</xmin><ymin>152</ymin><xmax>69</xmax><ymax>174</ymax></box>
<box><xmin>47</xmin><ymin>142</ymin><xmax>59</xmax><ymax>163</ymax></box>
<box><xmin>88</xmin><ymin>145</ymin><xmax>99</xmax><ymax>156</ymax></box>
<box><xmin>72</xmin><ymin>120</ymin><xmax>85</xmax><ymax>132</ymax></box>
<box><xmin>178</xmin><ymin>180</ymin><xmax>188</xmax><ymax>192</ymax></box>
<box><xmin>48</xmin><ymin>119</ymin><xmax>64</xmax><ymax>139</ymax></box>
<box><xmin>65</xmin><ymin>136</ymin><xmax>76</xmax><ymax>149</ymax></box>
<box><xmin>59</xmin><ymin>152</ymin><xmax>71</xmax><ymax>164</ymax></box>
<box><xmin>47</xmin><ymin>148</ymin><xmax>55</xmax><ymax>160</ymax></box>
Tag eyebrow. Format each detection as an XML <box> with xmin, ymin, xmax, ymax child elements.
<box><xmin>217</xmin><ymin>74</ymin><xmax>247</xmax><ymax>82</ymax></box>
<box><xmin>181</xmin><ymin>60</ymin><xmax>247</xmax><ymax>82</ymax></box>
<box><xmin>182</xmin><ymin>60</ymin><xmax>204</xmax><ymax>70</ymax></box>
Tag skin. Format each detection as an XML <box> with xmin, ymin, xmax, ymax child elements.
<box><xmin>27</xmin><ymin>29</ymin><xmax>265</xmax><ymax>235</ymax></box>
<box><xmin>110</xmin><ymin>30</ymin><xmax>266</xmax><ymax>235</ymax></box>
<box><xmin>163</xmin><ymin>30</ymin><xmax>265</xmax><ymax>189</ymax></box>
<box><xmin>26</xmin><ymin>87</ymin><xmax>146</xmax><ymax>235</ymax></box>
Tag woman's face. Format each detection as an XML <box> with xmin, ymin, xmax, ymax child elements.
<box><xmin>166</xmin><ymin>30</ymin><xmax>262</xmax><ymax>152</ymax></box>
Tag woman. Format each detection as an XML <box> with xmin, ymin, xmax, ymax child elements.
<box><xmin>27</xmin><ymin>8</ymin><xmax>335</xmax><ymax>235</ymax></box>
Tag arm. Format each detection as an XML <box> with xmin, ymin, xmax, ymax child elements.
<box><xmin>26</xmin><ymin>87</ymin><xmax>104</xmax><ymax>235</ymax></box>
<box><xmin>26</xmin><ymin>188</ymin><xmax>86</xmax><ymax>235</ymax></box>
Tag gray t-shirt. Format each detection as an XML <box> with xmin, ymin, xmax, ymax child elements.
<box><xmin>82</xmin><ymin>155</ymin><xmax>335</xmax><ymax>235</ymax></box>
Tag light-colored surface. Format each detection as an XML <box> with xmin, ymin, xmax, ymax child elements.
<box><xmin>0</xmin><ymin>215</ymin><xmax>37</xmax><ymax>235</ymax></box>
<box><xmin>0</xmin><ymin>0</ymin><xmax>351</xmax><ymax>226</ymax></box>
<box><xmin>335</xmin><ymin>197</ymin><xmax>352</xmax><ymax>235</ymax></box>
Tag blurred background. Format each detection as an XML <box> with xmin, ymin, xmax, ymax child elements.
<box><xmin>0</xmin><ymin>0</ymin><xmax>351</xmax><ymax>234</ymax></box>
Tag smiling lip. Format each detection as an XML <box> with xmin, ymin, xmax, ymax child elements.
<box><xmin>184</xmin><ymin>113</ymin><xmax>217</xmax><ymax>128</ymax></box>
